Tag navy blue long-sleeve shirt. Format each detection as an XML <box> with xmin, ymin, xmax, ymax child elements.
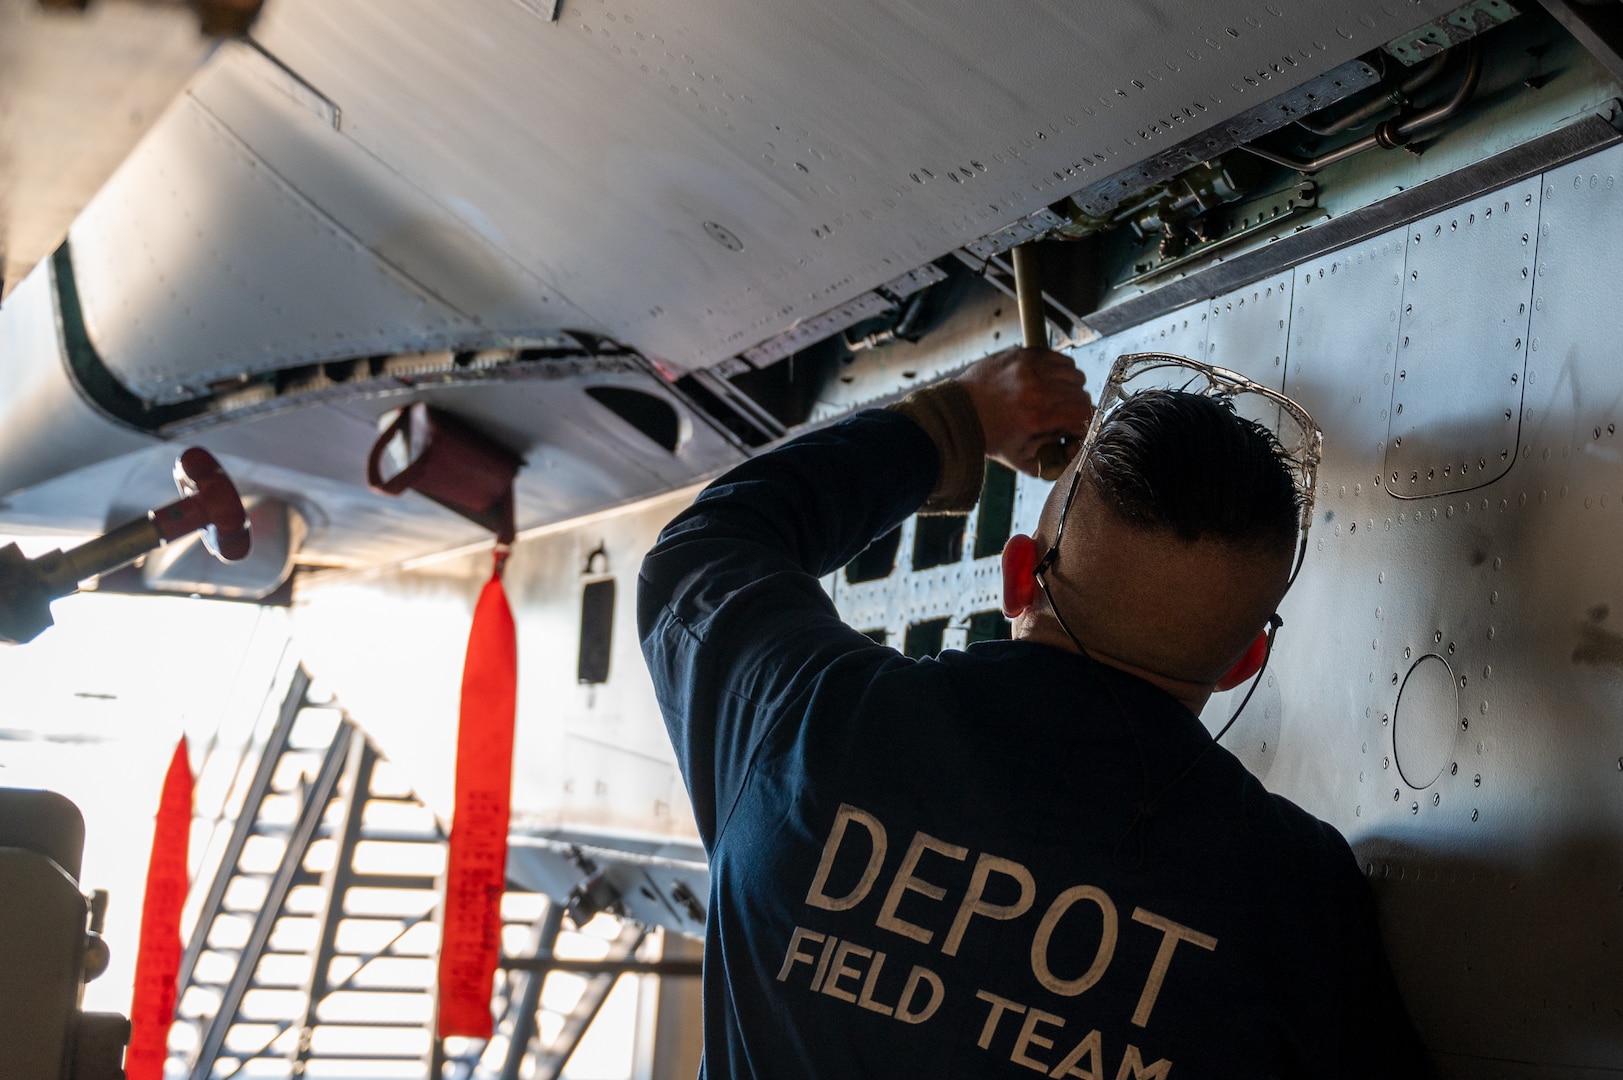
<box><xmin>638</xmin><ymin>408</ymin><xmax>1427</xmax><ymax>1079</ymax></box>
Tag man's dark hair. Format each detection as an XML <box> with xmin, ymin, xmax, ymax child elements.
<box><xmin>1082</xmin><ymin>389</ymin><xmax>1301</xmax><ymax>551</ymax></box>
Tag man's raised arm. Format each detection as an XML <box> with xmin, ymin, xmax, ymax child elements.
<box><xmin>636</xmin><ymin>347</ymin><xmax>1091</xmax><ymax>848</ymax></box>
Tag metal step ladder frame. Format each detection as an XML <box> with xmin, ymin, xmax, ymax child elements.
<box><xmin>172</xmin><ymin>666</ymin><xmax>701</xmax><ymax>1080</ymax></box>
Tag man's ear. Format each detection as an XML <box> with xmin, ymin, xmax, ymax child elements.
<box><xmin>1001</xmin><ymin>534</ymin><xmax>1039</xmax><ymax>618</ymax></box>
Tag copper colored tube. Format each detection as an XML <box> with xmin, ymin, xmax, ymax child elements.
<box><xmin>1244</xmin><ymin>43</ymin><xmax>1481</xmax><ymax>174</ymax></box>
<box><xmin>1296</xmin><ymin>50</ymin><xmax>1450</xmax><ymax>137</ymax></box>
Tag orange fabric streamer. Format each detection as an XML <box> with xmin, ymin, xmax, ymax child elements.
<box><xmin>127</xmin><ymin>737</ymin><xmax>193</xmax><ymax>1080</ymax></box>
<box><xmin>437</xmin><ymin>565</ymin><xmax>519</xmax><ymax>1038</ymax></box>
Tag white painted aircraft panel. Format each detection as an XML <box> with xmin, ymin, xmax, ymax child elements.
<box><xmin>188</xmin><ymin>45</ymin><xmax>594</xmax><ymax>338</ymax></box>
<box><xmin>295</xmin><ymin>486</ymin><xmax>704</xmax><ymax>841</ymax></box>
<box><xmin>134</xmin><ymin>0</ymin><xmax>1440</xmax><ymax>376</ymax></box>
<box><xmin>68</xmin><ymin>97</ymin><xmax>480</xmax><ymax>403</ymax></box>
<box><xmin>0</xmin><ymin>260</ymin><xmax>158</xmax><ymax>507</ymax></box>
<box><xmin>1205</xmin><ymin>272</ymin><xmax>1294</xmax><ymax>383</ymax></box>
<box><xmin>1385</xmin><ymin>177</ymin><xmax>1540</xmax><ymax>499</ymax></box>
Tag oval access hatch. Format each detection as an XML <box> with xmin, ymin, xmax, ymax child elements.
<box><xmin>1393</xmin><ymin>653</ymin><xmax>1459</xmax><ymax>790</ymax></box>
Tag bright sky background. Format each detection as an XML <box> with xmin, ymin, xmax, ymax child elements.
<box><xmin>0</xmin><ymin>533</ymin><xmax>290</xmax><ymax>1017</ymax></box>
<box><xmin>0</xmin><ymin>533</ymin><xmax>644</xmax><ymax>1077</ymax></box>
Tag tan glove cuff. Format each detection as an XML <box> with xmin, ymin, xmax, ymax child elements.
<box><xmin>887</xmin><ymin>380</ymin><xmax>986</xmax><ymax>514</ymax></box>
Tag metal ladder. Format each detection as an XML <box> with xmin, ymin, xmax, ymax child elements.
<box><xmin>439</xmin><ymin>917</ymin><xmax>648</xmax><ymax>1080</ymax></box>
<box><xmin>171</xmin><ymin>666</ymin><xmax>662</xmax><ymax>1080</ymax></box>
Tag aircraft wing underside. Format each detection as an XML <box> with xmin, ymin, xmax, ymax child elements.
<box><xmin>0</xmin><ymin>0</ymin><xmax>1445</xmax><ymax>571</ymax></box>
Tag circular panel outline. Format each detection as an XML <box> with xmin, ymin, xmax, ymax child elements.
<box><xmin>1393</xmin><ymin>652</ymin><xmax>1459</xmax><ymax>790</ymax></box>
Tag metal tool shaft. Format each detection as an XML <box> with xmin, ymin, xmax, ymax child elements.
<box><xmin>1011</xmin><ymin>244</ymin><xmax>1069</xmax><ymax>480</ymax></box>
<box><xmin>35</xmin><ymin>516</ymin><xmax>161</xmax><ymax>596</ymax></box>
<box><xmin>1011</xmin><ymin>244</ymin><xmax>1049</xmax><ymax>350</ymax></box>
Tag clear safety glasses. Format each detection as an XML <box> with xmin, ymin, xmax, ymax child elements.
<box><xmin>1030</xmin><ymin>352</ymin><xmax>1324</xmax><ymax>742</ymax></box>
<box><xmin>1034</xmin><ymin>351</ymin><xmax>1324</xmax><ymax>590</ymax></box>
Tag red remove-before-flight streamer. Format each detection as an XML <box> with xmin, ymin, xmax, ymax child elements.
<box><xmin>127</xmin><ymin>737</ymin><xmax>192</xmax><ymax>1080</ymax></box>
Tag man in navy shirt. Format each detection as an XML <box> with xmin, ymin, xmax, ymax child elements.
<box><xmin>638</xmin><ymin>346</ymin><xmax>1428</xmax><ymax>1077</ymax></box>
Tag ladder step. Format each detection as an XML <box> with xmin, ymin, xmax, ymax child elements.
<box><xmin>301</xmin><ymin>1019</ymin><xmax>430</xmax><ymax>1029</ymax></box>
<box><xmin>288</xmin><ymin>1051</ymin><xmax>431</xmax><ymax>1061</ymax></box>
<box><xmin>355</xmin><ymin>828</ymin><xmax>445</xmax><ymax>844</ymax></box>
<box><xmin>347</xmin><ymin>873</ymin><xmax>439</xmax><ymax>890</ymax></box>
<box><xmin>251</xmin><ymin>822</ymin><xmax>336</xmax><ymax>839</ymax></box>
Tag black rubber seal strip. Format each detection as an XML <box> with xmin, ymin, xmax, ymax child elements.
<box><xmin>52</xmin><ymin>240</ymin><xmax>207</xmax><ymax>432</ymax></box>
